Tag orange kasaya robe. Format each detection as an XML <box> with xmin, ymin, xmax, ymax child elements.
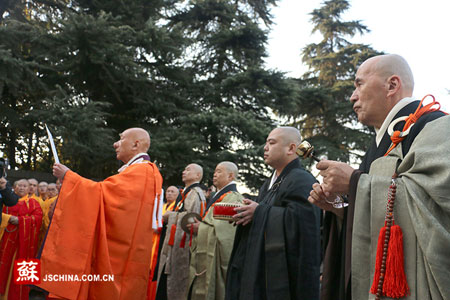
<box><xmin>37</xmin><ymin>196</ymin><xmax>58</xmax><ymax>249</ymax></box>
<box><xmin>37</xmin><ymin>161</ymin><xmax>162</xmax><ymax>300</ymax></box>
<box><xmin>0</xmin><ymin>196</ymin><xmax>43</xmax><ymax>300</ymax></box>
<box><xmin>147</xmin><ymin>201</ymin><xmax>175</xmax><ymax>300</ymax></box>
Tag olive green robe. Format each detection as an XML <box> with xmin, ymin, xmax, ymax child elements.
<box><xmin>353</xmin><ymin>116</ymin><xmax>450</xmax><ymax>299</ymax></box>
<box><xmin>188</xmin><ymin>192</ymin><xmax>243</xmax><ymax>300</ymax></box>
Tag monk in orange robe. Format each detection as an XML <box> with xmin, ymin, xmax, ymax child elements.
<box><xmin>38</xmin><ymin>182</ymin><xmax>49</xmax><ymax>201</ymax></box>
<box><xmin>37</xmin><ymin>127</ymin><xmax>163</xmax><ymax>300</ymax></box>
<box><xmin>45</xmin><ymin>183</ymin><xmax>59</xmax><ymax>221</ymax></box>
<box><xmin>37</xmin><ymin>183</ymin><xmax>58</xmax><ymax>249</ymax></box>
<box><xmin>0</xmin><ymin>179</ymin><xmax>43</xmax><ymax>300</ymax></box>
<box><xmin>27</xmin><ymin>179</ymin><xmax>43</xmax><ymax>203</ymax></box>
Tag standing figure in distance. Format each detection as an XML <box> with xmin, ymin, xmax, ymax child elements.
<box><xmin>225</xmin><ymin>127</ymin><xmax>321</xmax><ymax>300</ymax></box>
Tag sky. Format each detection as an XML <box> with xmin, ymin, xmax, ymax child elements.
<box><xmin>265</xmin><ymin>0</ymin><xmax>450</xmax><ymax>111</ymax></box>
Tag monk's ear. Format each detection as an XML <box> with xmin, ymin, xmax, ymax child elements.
<box><xmin>287</xmin><ymin>142</ymin><xmax>297</xmax><ymax>155</ymax></box>
<box><xmin>228</xmin><ymin>172</ymin><xmax>234</xmax><ymax>181</ymax></box>
<box><xmin>387</xmin><ymin>75</ymin><xmax>401</xmax><ymax>97</ymax></box>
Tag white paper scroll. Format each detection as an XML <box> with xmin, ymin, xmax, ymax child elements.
<box><xmin>45</xmin><ymin>124</ymin><xmax>60</xmax><ymax>164</ymax></box>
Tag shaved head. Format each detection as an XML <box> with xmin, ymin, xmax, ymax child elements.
<box><xmin>273</xmin><ymin>127</ymin><xmax>302</xmax><ymax>147</ymax></box>
<box><xmin>351</xmin><ymin>54</ymin><xmax>415</xmax><ymax>128</ymax></box>
<box><xmin>165</xmin><ymin>185</ymin><xmax>179</xmax><ymax>202</ymax></box>
<box><xmin>182</xmin><ymin>163</ymin><xmax>204</xmax><ymax>186</ymax></box>
<box><xmin>218</xmin><ymin>161</ymin><xmax>239</xmax><ymax>179</ymax></box>
<box><xmin>124</xmin><ymin>128</ymin><xmax>151</xmax><ymax>152</ymax></box>
<box><xmin>15</xmin><ymin>179</ymin><xmax>30</xmax><ymax>197</ymax></box>
<box><xmin>264</xmin><ymin>126</ymin><xmax>302</xmax><ymax>174</ymax></box>
<box><xmin>189</xmin><ymin>163</ymin><xmax>203</xmax><ymax>179</ymax></box>
<box><xmin>28</xmin><ymin>178</ymin><xmax>38</xmax><ymax>185</ymax></box>
<box><xmin>38</xmin><ymin>181</ymin><xmax>48</xmax><ymax>198</ymax></box>
<box><xmin>28</xmin><ymin>178</ymin><xmax>38</xmax><ymax>195</ymax></box>
<box><xmin>47</xmin><ymin>183</ymin><xmax>58</xmax><ymax>198</ymax></box>
<box><xmin>214</xmin><ymin>161</ymin><xmax>239</xmax><ymax>190</ymax></box>
<box><xmin>16</xmin><ymin>179</ymin><xmax>29</xmax><ymax>188</ymax></box>
<box><xmin>113</xmin><ymin>127</ymin><xmax>151</xmax><ymax>163</ymax></box>
<box><xmin>363</xmin><ymin>54</ymin><xmax>414</xmax><ymax>95</ymax></box>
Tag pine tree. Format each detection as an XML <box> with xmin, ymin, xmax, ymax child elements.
<box><xmin>0</xmin><ymin>1</ymin><xmax>116</xmax><ymax>176</ymax></box>
<box><xmin>152</xmin><ymin>0</ymin><xmax>295</xmax><ymax>189</ymax></box>
<box><xmin>282</xmin><ymin>0</ymin><xmax>382</xmax><ymax>164</ymax></box>
<box><xmin>1</xmin><ymin>0</ymin><xmax>293</xmax><ymax>191</ymax></box>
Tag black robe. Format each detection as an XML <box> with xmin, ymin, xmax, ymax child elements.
<box><xmin>320</xmin><ymin>100</ymin><xmax>445</xmax><ymax>300</ymax></box>
<box><xmin>225</xmin><ymin>158</ymin><xmax>321</xmax><ymax>300</ymax></box>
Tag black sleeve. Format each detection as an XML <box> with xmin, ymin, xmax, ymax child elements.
<box><xmin>0</xmin><ymin>182</ymin><xmax>19</xmax><ymax>206</ymax></box>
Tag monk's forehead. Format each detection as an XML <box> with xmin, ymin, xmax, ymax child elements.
<box><xmin>18</xmin><ymin>179</ymin><xmax>29</xmax><ymax>186</ymax></box>
<box><xmin>187</xmin><ymin>163</ymin><xmax>198</xmax><ymax>170</ymax></box>
<box><xmin>267</xmin><ymin>128</ymin><xmax>289</xmax><ymax>142</ymax></box>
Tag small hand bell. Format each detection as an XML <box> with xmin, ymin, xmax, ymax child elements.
<box><xmin>296</xmin><ymin>140</ymin><xmax>320</xmax><ymax>162</ymax></box>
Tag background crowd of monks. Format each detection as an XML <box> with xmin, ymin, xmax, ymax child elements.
<box><xmin>0</xmin><ymin>126</ymin><xmax>320</xmax><ymax>300</ymax></box>
<box><xmin>1</xmin><ymin>54</ymin><xmax>449</xmax><ymax>300</ymax></box>
<box><xmin>0</xmin><ymin>163</ymin><xmax>257</xmax><ymax>300</ymax></box>
<box><xmin>0</xmin><ymin>178</ymin><xmax>61</xmax><ymax>299</ymax></box>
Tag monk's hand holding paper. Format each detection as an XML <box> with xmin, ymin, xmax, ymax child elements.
<box><xmin>308</xmin><ymin>183</ymin><xmax>336</xmax><ymax>210</ymax></box>
<box><xmin>316</xmin><ymin>160</ymin><xmax>354</xmax><ymax>195</ymax></box>
<box><xmin>233</xmin><ymin>198</ymin><xmax>258</xmax><ymax>226</ymax></box>
<box><xmin>308</xmin><ymin>183</ymin><xmax>344</xmax><ymax>219</ymax></box>
<box><xmin>53</xmin><ymin>163</ymin><xmax>70</xmax><ymax>181</ymax></box>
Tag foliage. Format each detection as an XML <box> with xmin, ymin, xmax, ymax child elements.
<box><xmin>0</xmin><ymin>0</ymin><xmax>292</xmax><ymax>191</ymax></box>
<box><xmin>279</xmin><ymin>0</ymin><xmax>382</xmax><ymax>165</ymax></box>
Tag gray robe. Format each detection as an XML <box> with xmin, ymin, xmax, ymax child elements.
<box><xmin>353</xmin><ymin>116</ymin><xmax>450</xmax><ymax>299</ymax></box>
<box><xmin>157</xmin><ymin>186</ymin><xmax>206</xmax><ymax>300</ymax></box>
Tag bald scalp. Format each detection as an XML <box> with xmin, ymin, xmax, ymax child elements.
<box><xmin>14</xmin><ymin>179</ymin><xmax>30</xmax><ymax>197</ymax></box>
<box><xmin>28</xmin><ymin>178</ymin><xmax>38</xmax><ymax>185</ymax></box>
<box><xmin>16</xmin><ymin>179</ymin><xmax>29</xmax><ymax>188</ymax></box>
<box><xmin>189</xmin><ymin>163</ymin><xmax>204</xmax><ymax>181</ymax></box>
<box><xmin>47</xmin><ymin>183</ymin><xmax>58</xmax><ymax>197</ymax></box>
<box><xmin>370</xmin><ymin>54</ymin><xmax>414</xmax><ymax>94</ymax></box>
<box><xmin>167</xmin><ymin>185</ymin><xmax>179</xmax><ymax>191</ymax></box>
<box><xmin>218</xmin><ymin>161</ymin><xmax>239</xmax><ymax>179</ymax></box>
<box><xmin>274</xmin><ymin>126</ymin><xmax>302</xmax><ymax>147</ymax></box>
<box><xmin>124</xmin><ymin>127</ymin><xmax>151</xmax><ymax>152</ymax></box>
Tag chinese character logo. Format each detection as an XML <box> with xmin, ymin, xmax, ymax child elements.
<box><xmin>13</xmin><ymin>259</ymin><xmax>41</xmax><ymax>284</ymax></box>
